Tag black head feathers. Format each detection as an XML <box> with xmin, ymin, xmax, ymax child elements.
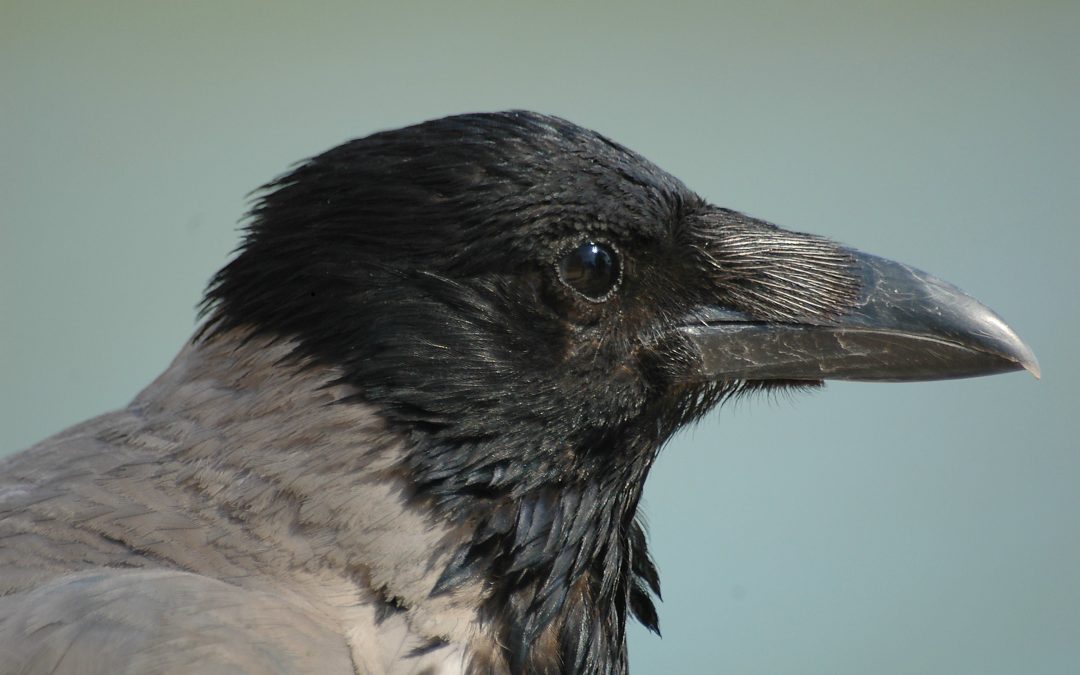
<box><xmin>200</xmin><ymin>110</ymin><xmax>1035</xmax><ymax>673</ymax></box>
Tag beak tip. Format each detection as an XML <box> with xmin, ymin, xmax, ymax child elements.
<box><xmin>905</xmin><ymin>264</ymin><xmax>1041</xmax><ymax>382</ymax></box>
<box><xmin>983</xmin><ymin>313</ymin><xmax>1040</xmax><ymax>380</ymax></box>
<box><xmin>1002</xmin><ymin>347</ymin><xmax>1040</xmax><ymax>379</ymax></box>
<box><xmin>1019</xmin><ymin>351</ymin><xmax>1041</xmax><ymax>380</ymax></box>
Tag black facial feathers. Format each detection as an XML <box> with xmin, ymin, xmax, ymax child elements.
<box><xmin>201</xmin><ymin>111</ymin><xmax>859</xmax><ymax>673</ymax></box>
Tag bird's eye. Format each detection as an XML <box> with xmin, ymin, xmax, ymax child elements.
<box><xmin>557</xmin><ymin>241</ymin><xmax>621</xmax><ymax>301</ymax></box>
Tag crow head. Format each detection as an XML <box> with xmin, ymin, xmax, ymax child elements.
<box><xmin>202</xmin><ymin>111</ymin><xmax>1037</xmax><ymax>673</ymax></box>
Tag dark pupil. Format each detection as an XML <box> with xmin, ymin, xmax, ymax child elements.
<box><xmin>559</xmin><ymin>242</ymin><xmax>618</xmax><ymax>300</ymax></box>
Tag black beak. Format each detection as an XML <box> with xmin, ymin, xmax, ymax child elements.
<box><xmin>679</xmin><ymin>250</ymin><xmax>1040</xmax><ymax>382</ymax></box>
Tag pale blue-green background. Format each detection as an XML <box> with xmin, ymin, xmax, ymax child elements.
<box><xmin>3</xmin><ymin>2</ymin><xmax>1078</xmax><ymax>673</ymax></box>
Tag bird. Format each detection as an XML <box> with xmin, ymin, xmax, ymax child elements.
<box><xmin>0</xmin><ymin>111</ymin><xmax>1039</xmax><ymax>675</ymax></box>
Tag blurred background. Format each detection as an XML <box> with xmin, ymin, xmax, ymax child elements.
<box><xmin>3</xmin><ymin>2</ymin><xmax>1078</xmax><ymax>672</ymax></box>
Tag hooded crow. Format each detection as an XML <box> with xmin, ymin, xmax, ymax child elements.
<box><xmin>0</xmin><ymin>111</ymin><xmax>1038</xmax><ymax>674</ymax></box>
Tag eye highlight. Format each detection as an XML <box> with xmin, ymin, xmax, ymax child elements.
<box><xmin>557</xmin><ymin>241</ymin><xmax>621</xmax><ymax>301</ymax></box>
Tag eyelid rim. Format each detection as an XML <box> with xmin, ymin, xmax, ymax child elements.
<box><xmin>553</xmin><ymin>239</ymin><xmax>623</xmax><ymax>303</ymax></box>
